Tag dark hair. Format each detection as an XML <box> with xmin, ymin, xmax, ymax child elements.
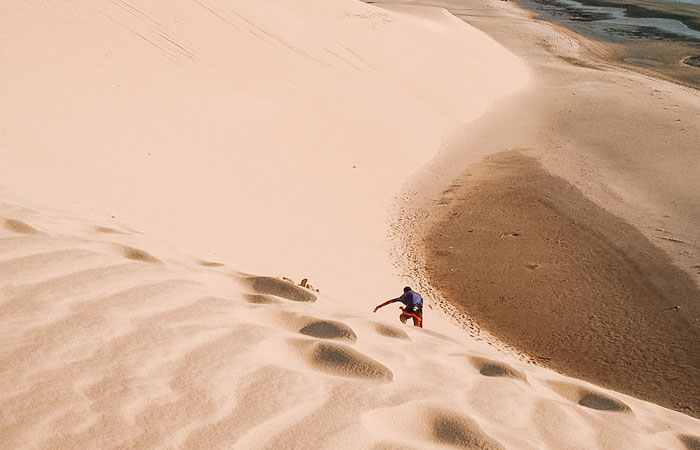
<box><xmin>403</xmin><ymin>286</ymin><xmax>412</xmax><ymax>292</ymax></box>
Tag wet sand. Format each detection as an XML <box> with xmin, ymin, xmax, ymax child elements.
<box><xmin>617</xmin><ymin>39</ymin><xmax>700</xmax><ymax>88</ymax></box>
<box><xmin>422</xmin><ymin>151</ymin><xmax>700</xmax><ymax>417</ymax></box>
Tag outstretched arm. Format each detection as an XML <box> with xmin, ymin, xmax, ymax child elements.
<box><xmin>373</xmin><ymin>298</ymin><xmax>398</xmax><ymax>313</ymax></box>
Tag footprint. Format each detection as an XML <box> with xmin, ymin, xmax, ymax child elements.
<box><xmin>679</xmin><ymin>434</ymin><xmax>700</xmax><ymax>450</ymax></box>
<box><xmin>243</xmin><ymin>276</ymin><xmax>317</xmax><ymax>303</ymax></box>
<box><xmin>374</xmin><ymin>323</ymin><xmax>409</xmax><ymax>340</ymax></box>
<box><xmin>300</xmin><ymin>340</ymin><xmax>392</xmax><ymax>380</ymax></box>
<box><xmin>470</xmin><ymin>357</ymin><xmax>526</xmax><ymax>381</ymax></box>
<box><xmin>431</xmin><ymin>410</ymin><xmax>505</xmax><ymax>450</ymax></box>
<box><xmin>549</xmin><ymin>381</ymin><xmax>631</xmax><ymax>413</ymax></box>
<box><xmin>3</xmin><ymin>218</ymin><xmax>39</xmax><ymax>234</ymax></box>
<box><xmin>299</xmin><ymin>320</ymin><xmax>357</xmax><ymax>342</ymax></box>
<box><xmin>121</xmin><ymin>246</ymin><xmax>161</xmax><ymax>264</ymax></box>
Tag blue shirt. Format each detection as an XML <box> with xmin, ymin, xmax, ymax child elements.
<box><xmin>398</xmin><ymin>291</ymin><xmax>423</xmax><ymax>309</ymax></box>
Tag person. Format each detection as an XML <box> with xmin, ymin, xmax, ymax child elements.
<box><xmin>373</xmin><ymin>286</ymin><xmax>423</xmax><ymax>327</ymax></box>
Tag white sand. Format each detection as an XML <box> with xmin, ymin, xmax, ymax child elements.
<box><xmin>1</xmin><ymin>0</ymin><xmax>699</xmax><ymax>449</ymax></box>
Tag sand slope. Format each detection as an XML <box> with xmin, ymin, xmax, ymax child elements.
<box><xmin>422</xmin><ymin>151</ymin><xmax>700</xmax><ymax>416</ymax></box>
<box><xmin>2</xmin><ymin>204</ymin><xmax>700</xmax><ymax>449</ymax></box>
<box><xmin>0</xmin><ymin>0</ymin><xmax>525</xmax><ymax>305</ymax></box>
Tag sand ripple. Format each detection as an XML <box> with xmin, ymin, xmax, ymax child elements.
<box><xmin>1</xmin><ymin>208</ymin><xmax>698</xmax><ymax>449</ymax></box>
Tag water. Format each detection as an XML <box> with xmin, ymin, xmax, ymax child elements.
<box><xmin>657</xmin><ymin>0</ymin><xmax>700</xmax><ymax>5</ymax></box>
<box><xmin>516</xmin><ymin>0</ymin><xmax>700</xmax><ymax>44</ymax></box>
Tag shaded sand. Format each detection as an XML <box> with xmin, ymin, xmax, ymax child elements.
<box><xmin>299</xmin><ymin>319</ymin><xmax>359</xmax><ymax>341</ymax></box>
<box><xmin>379</xmin><ymin>0</ymin><xmax>700</xmax><ymax>422</ymax></box>
<box><xmin>421</xmin><ymin>151</ymin><xmax>700</xmax><ymax>416</ymax></box>
<box><xmin>616</xmin><ymin>40</ymin><xmax>700</xmax><ymax>88</ymax></box>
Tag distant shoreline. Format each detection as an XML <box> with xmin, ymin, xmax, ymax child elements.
<box><xmin>512</xmin><ymin>0</ymin><xmax>700</xmax><ymax>87</ymax></box>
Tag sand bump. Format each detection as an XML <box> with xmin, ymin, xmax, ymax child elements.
<box><xmin>431</xmin><ymin>410</ymin><xmax>505</xmax><ymax>450</ymax></box>
<box><xmin>578</xmin><ymin>391</ymin><xmax>632</xmax><ymax>412</ymax></box>
<box><xmin>3</xmin><ymin>218</ymin><xmax>39</xmax><ymax>234</ymax></box>
<box><xmin>121</xmin><ymin>246</ymin><xmax>162</xmax><ymax>264</ymax></box>
<box><xmin>95</xmin><ymin>226</ymin><xmax>125</xmax><ymax>234</ymax></box>
<box><xmin>374</xmin><ymin>323</ymin><xmax>410</xmax><ymax>340</ymax></box>
<box><xmin>549</xmin><ymin>381</ymin><xmax>631</xmax><ymax>413</ymax></box>
<box><xmin>470</xmin><ymin>357</ymin><xmax>526</xmax><ymax>381</ymax></box>
<box><xmin>244</xmin><ymin>293</ymin><xmax>281</xmax><ymax>305</ymax></box>
<box><xmin>305</xmin><ymin>341</ymin><xmax>392</xmax><ymax>380</ymax></box>
<box><xmin>198</xmin><ymin>260</ymin><xmax>225</xmax><ymax>267</ymax></box>
<box><xmin>244</xmin><ymin>276</ymin><xmax>317</xmax><ymax>302</ymax></box>
<box><xmin>299</xmin><ymin>320</ymin><xmax>357</xmax><ymax>342</ymax></box>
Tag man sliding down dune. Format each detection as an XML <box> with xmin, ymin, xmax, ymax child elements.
<box><xmin>373</xmin><ymin>286</ymin><xmax>423</xmax><ymax>328</ymax></box>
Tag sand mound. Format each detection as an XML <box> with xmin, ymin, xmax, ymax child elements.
<box><xmin>363</xmin><ymin>403</ymin><xmax>506</xmax><ymax>449</ymax></box>
<box><xmin>198</xmin><ymin>259</ymin><xmax>225</xmax><ymax>267</ymax></box>
<box><xmin>470</xmin><ymin>357</ymin><xmax>526</xmax><ymax>381</ymax></box>
<box><xmin>95</xmin><ymin>226</ymin><xmax>126</xmax><ymax>234</ymax></box>
<box><xmin>300</xmin><ymin>340</ymin><xmax>393</xmax><ymax>380</ymax></box>
<box><xmin>3</xmin><ymin>218</ymin><xmax>40</xmax><ymax>234</ymax></box>
<box><xmin>299</xmin><ymin>320</ymin><xmax>358</xmax><ymax>342</ymax></box>
<box><xmin>244</xmin><ymin>293</ymin><xmax>282</xmax><ymax>305</ymax></box>
<box><xmin>549</xmin><ymin>381</ymin><xmax>632</xmax><ymax>413</ymax></box>
<box><xmin>374</xmin><ymin>323</ymin><xmax>410</xmax><ymax>340</ymax></box>
<box><xmin>120</xmin><ymin>245</ymin><xmax>162</xmax><ymax>264</ymax></box>
<box><xmin>578</xmin><ymin>391</ymin><xmax>632</xmax><ymax>413</ymax></box>
<box><xmin>242</xmin><ymin>276</ymin><xmax>318</xmax><ymax>303</ymax></box>
<box><xmin>431</xmin><ymin>409</ymin><xmax>506</xmax><ymax>450</ymax></box>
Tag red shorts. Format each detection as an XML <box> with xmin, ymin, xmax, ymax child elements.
<box><xmin>400</xmin><ymin>306</ymin><xmax>423</xmax><ymax>327</ymax></box>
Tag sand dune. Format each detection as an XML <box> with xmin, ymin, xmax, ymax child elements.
<box><xmin>2</xmin><ymin>206</ymin><xmax>700</xmax><ymax>449</ymax></box>
<box><xmin>2</xmin><ymin>0</ymin><xmax>700</xmax><ymax>448</ymax></box>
